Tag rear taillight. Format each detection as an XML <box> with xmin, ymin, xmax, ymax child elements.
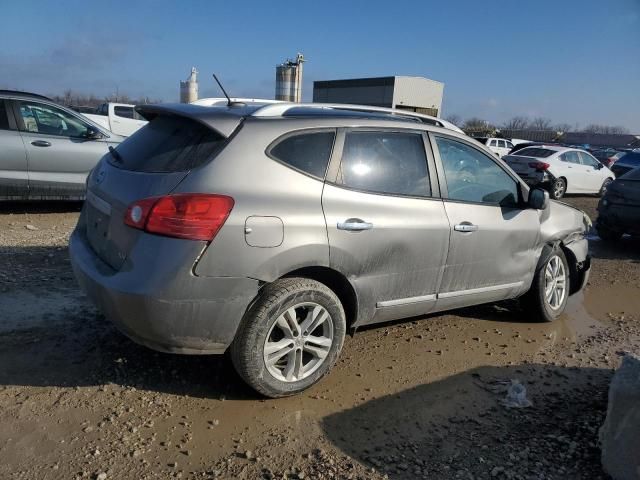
<box><xmin>125</xmin><ymin>194</ymin><xmax>234</xmax><ymax>241</ymax></box>
<box><xmin>606</xmin><ymin>157</ymin><xmax>614</xmax><ymax>166</ymax></box>
<box><xmin>528</xmin><ymin>161</ymin><xmax>550</xmax><ymax>171</ymax></box>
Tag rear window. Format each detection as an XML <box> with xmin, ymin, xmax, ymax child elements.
<box><xmin>269</xmin><ymin>131</ymin><xmax>335</xmax><ymax>178</ymax></box>
<box><xmin>108</xmin><ymin>116</ymin><xmax>225</xmax><ymax>172</ymax></box>
<box><xmin>514</xmin><ymin>147</ymin><xmax>555</xmax><ymax>158</ymax></box>
<box><xmin>619</xmin><ymin>153</ymin><xmax>640</xmax><ymax>166</ymax></box>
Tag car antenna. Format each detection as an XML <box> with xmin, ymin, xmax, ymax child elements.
<box><xmin>212</xmin><ymin>74</ymin><xmax>245</xmax><ymax>108</ymax></box>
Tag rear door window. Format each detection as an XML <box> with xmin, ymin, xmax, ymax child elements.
<box><xmin>561</xmin><ymin>151</ymin><xmax>582</xmax><ymax>164</ymax></box>
<box><xmin>108</xmin><ymin>116</ymin><xmax>225</xmax><ymax>172</ymax></box>
<box><xmin>336</xmin><ymin>131</ymin><xmax>431</xmax><ymax>197</ymax></box>
<box><xmin>269</xmin><ymin>131</ymin><xmax>335</xmax><ymax>178</ymax></box>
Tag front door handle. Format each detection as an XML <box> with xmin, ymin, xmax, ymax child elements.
<box><xmin>31</xmin><ymin>140</ymin><xmax>51</xmax><ymax>147</ymax></box>
<box><xmin>337</xmin><ymin>219</ymin><xmax>373</xmax><ymax>231</ymax></box>
<box><xmin>454</xmin><ymin>223</ymin><xmax>478</xmax><ymax>233</ymax></box>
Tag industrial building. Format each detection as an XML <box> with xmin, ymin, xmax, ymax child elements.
<box><xmin>275</xmin><ymin>53</ymin><xmax>305</xmax><ymax>103</ymax></box>
<box><xmin>180</xmin><ymin>67</ymin><xmax>199</xmax><ymax>103</ymax></box>
<box><xmin>313</xmin><ymin>76</ymin><xmax>444</xmax><ymax>117</ymax></box>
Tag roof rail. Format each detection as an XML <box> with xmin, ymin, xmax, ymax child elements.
<box><xmin>191</xmin><ymin>97</ymin><xmax>284</xmax><ymax>107</ymax></box>
<box><xmin>251</xmin><ymin>102</ymin><xmax>465</xmax><ymax>134</ymax></box>
<box><xmin>0</xmin><ymin>90</ymin><xmax>52</xmax><ymax>101</ymax></box>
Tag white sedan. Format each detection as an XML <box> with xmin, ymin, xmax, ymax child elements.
<box><xmin>504</xmin><ymin>146</ymin><xmax>614</xmax><ymax>199</ymax></box>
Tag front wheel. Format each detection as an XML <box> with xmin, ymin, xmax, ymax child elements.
<box><xmin>230</xmin><ymin>277</ymin><xmax>346</xmax><ymax>398</ymax></box>
<box><xmin>599</xmin><ymin>178</ymin><xmax>613</xmax><ymax>196</ymax></box>
<box><xmin>549</xmin><ymin>177</ymin><xmax>566</xmax><ymax>200</ymax></box>
<box><xmin>522</xmin><ymin>248</ymin><xmax>570</xmax><ymax>322</ymax></box>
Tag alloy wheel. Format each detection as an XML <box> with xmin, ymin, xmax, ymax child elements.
<box><xmin>553</xmin><ymin>180</ymin><xmax>565</xmax><ymax>199</ymax></box>
<box><xmin>544</xmin><ymin>255</ymin><xmax>567</xmax><ymax>310</ymax></box>
<box><xmin>263</xmin><ymin>302</ymin><xmax>334</xmax><ymax>382</ymax></box>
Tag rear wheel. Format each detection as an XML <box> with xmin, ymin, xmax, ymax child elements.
<box><xmin>549</xmin><ymin>177</ymin><xmax>566</xmax><ymax>200</ymax></box>
<box><xmin>230</xmin><ymin>277</ymin><xmax>346</xmax><ymax>398</ymax></box>
<box><xmin>522</xmin><ymin>248</ymin><xmax>569</xmax><ymax>322</ymax></box>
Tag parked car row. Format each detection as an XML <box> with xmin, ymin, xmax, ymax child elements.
<box><xmin>596</xmin><ymin>167</ymin><xmax>640</xmax><ymax>241</ymax></box>
<box><xmin>503</xmin><ymin>146</ymin><xmax>614</xmax><ymax>199</ymax></box>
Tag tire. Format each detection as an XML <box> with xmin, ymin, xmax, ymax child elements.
<box><xmin>230</xmin><ymin>277</ymin><xmax>346</xmax><ymax>398</ymax></box>
<box><xmin>599</xmin><ymin>178</ymin><xmax>613</xmax><ymax>196</ymax></box>
<box><xmin>522</xmin><ymin>248</ymin><xmax>570</xmax><ymax>322</ymax></box>
<box><xmin>549</xmin><ymin>177</ymin><xmax>566</xmax><ymax>200</ymax></box>
<box><xmin>597</xmin><ymin>225</ymin><xmax>623</xmax><ymax>242</ymax></box>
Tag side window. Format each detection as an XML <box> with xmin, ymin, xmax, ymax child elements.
<box><xmin>579</xmin><ymin>152</ymin><xmax>599</xmax><ymax>167</ymax></box>
<box><xmin>336</xmin><ymin>131</ymin><xmax>431</xmax><ymax>197</ymax></box>
<box><xmin>269</xmin><ymin>131</ymin><xmax>335</xmax><ymax>179</ymax></box>
<box><xmin>435</xmin><ymin>136</ymin><xmax>519</xmax><ymax>207</ymax></box>
<box><xmin>0</xmin><ymin>101</ymin><xmax>10</xmax><ymax>130</ymax></box>
<box><xmin>489</xmin><ymin>139</ymin><xmax>498</xmax><ymax>147</ymax></box>
<box><xmin>114</xmin><ymin>106</ymin><xmax>134</xmax><ymax>119</ymax></box>
<box><xmin>18</xmin><ymin>101</ymin><xmax>90</xmax><ymax>138</ymax></box>
<box><xmin>506</xmin><ymin>141</ymin><xmax>513</xmax><ymax>149</ymax></box>
<box><xmin>561</xmin><ymin>151</ymin><xmax>581</xmax><ymax>164</ymax></box>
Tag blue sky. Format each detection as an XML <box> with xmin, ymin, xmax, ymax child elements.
<box><xmin>1</xmin><ymin>0</ymin><xmax>639</xmax><ymax>130</ymax></box>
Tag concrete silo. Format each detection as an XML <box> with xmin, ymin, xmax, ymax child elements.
<box><xmin>275</xmin><ymin>53</ymin><xmax>305</xmax><ymax>102</ymax></box>
<box><xmin>180</xmin><ymin>67</ymin><xmax>199</xmax><ymax>103</ymax></box>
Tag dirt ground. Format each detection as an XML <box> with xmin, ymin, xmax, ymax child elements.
<box><xmin>1</xmin><ymin>196</ymin><xmax>639</xmax><ymax>480</ymax></box>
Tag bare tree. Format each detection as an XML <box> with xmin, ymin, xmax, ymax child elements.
<box><xmin>553</xmin><ymin>123</ymin><xmax>573</xmax><ymax>133</ymax></box>
<box><xmin>502</xmin><ymin>116</ymin><xmax>530</xmax><ymax>130</ymax></box>
<box><xmin>444</xmin><ymin>114</ymin><xmax>462</xmax><ymax>127</ymax></box>
<box><xmin>582</xmin><ymin>124</ymin><xmax>629</xmax><ymax>135</ymax></box>
<box><xmin>530</xmin><ymin>117</ymin><xmax>553</xmax><ymax>131</ymax></box>
<box><xmin>463</xmin><ymin>117</ymin><xmax>494</xmax><ymax>131</ymax></box>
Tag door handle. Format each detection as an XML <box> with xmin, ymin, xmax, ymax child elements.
<box><xmin>337</xmin><ymin>219</ymin><xmax>373</xmax><ymax>231</ymax></box>
<box><xmin>31</xmin><ymin>140</ymin><xmax>51</xmax><ymax>147</ymax></box>
<box><xmin>454</xmin><ymin>223</ymin><xmax>478</xmax><ymax>232</ymax></box>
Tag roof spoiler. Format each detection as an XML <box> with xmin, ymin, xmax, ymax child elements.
<box><xmin>135</xmin><ymin>103</ymin><xmax>243</xmax><ymax>138</ymax></box>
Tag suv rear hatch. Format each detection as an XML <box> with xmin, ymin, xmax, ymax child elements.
<box><xmin>82</xmin><ymin>105</ymin><xmax>241</xmax><ymax>271</ymax></box>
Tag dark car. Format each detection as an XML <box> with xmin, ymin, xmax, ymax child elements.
<box><xmin>611</xmin><ymin>152</ymin><xmax>640</xmax><ymax>177</ymax></box>
<box><xmin>592</xmin><ymin>149</ymin><xmax>626</xmax><ymax>168</ymax></box>
<box><xmin>596</xmin><ymin>167</ymin><xmax>640</xmax><ymax>241</ymax></box>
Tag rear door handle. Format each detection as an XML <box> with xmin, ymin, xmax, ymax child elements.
<box><xmin>31</xmin><ymin>140</ymin><xmax>51</xmax><ymax>147</ymax></box>
<box><xmin>454</xmin><ymin>223</ymin><xmax>478</xmax><ymax>232</ymax></box>
<box><xmin>337</xmin><ymin>219</ymin><xmax>373</xmax><ymax>231</ymax></box>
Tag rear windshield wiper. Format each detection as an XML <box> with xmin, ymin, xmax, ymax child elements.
<box><xmin>108</xmin><ymin>146</ymin><xmax>124</xmax><ymax>164</ymax></box>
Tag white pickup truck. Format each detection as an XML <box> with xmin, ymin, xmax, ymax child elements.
<box><xmin>83</xmin><ymin>103</ymin><xmax>147</xmax><ymax>137</ymax></box>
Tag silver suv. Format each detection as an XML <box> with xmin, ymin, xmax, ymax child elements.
<box><xmin>70</xmin><ymin>102</ymin><xmax>591</xmax><ymax>397</ymax></box>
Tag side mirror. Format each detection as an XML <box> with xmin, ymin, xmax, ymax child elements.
<box><xmin>528</xmin><ymin>188</ymin><xmax>549</xmax><ymax>210</ymax></box>
<box><xmin>85</xmin><ymin>127</ymin><xmax>104</xmax><ymax>140</ymax></box>
<box><xmin>595</xmin><ymin>163</ymin><xmax>603</xmax><ymax>170</ymax></box>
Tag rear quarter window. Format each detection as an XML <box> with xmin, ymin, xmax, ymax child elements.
<box><xmin>108</xmin><ymin>116</ymin><xmax>225</xmax><ymax>173</ymax></box>
<box><xmin>268</xmin><ymin>131</ymin><xmax>335</xmax><ymax>179</ymax></box>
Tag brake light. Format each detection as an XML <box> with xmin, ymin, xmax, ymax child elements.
<box><xmin>528</xmin><ymin>161</ymin><xmax>550</xmax><ymax>171</ymax></box>
<box><xmin>124</xmin><ymin>194</ymin><xmax>234</xmax><ymax>241</ymax></box>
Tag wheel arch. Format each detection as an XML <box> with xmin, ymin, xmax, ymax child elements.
<box><xmin>281</xmin><ymin>266</ymin><xmax>358</xmax><ymax>329</ymax></box>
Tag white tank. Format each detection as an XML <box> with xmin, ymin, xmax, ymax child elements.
<box><xmin>275</xmin><ymin>53</ymin><xmax>305</xmax><ymax>102</ymax></box>
<box><xmin>180</xmin><ymin>67</ymin><xmax>199</xmax><ymax>103</ymax></box>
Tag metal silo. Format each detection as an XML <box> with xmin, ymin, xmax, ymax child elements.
<box><xmin>180</xmin><ymin>67</ymin><xmax>199</xmax><ymax>103</ymax></box>
<box><xmin>275</xmin><ymin>53</ymin><xmax>305</xmax><ymax>102</ymax></box>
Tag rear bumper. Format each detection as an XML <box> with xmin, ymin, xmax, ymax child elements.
<box><xmin>597</xmin><ymin>204</ymin><xmax>640</xmax><ymax>235</ymax></box>
<box><xmin>69</xmin><ymin>229</ymin><xmax>259</xmax><ymax>354</ymax></box>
